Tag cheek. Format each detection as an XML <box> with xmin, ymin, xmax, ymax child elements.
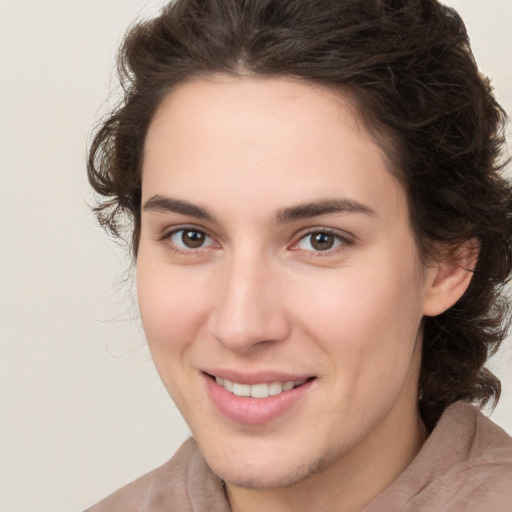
<box><xmin>296</xmin><ymin>267</ymin><xmax>422</xmax><ymax>340</ymax></box>
<box><xmin>136</xmin><ymin>262</ymin><xmax>216</xmax><ymax>418</ymax></box>
<box><xmin>136</xmin><ymin>259</ymin><xmax>211</xmax><ymax>364</ymax></box>
<box><xmin>291</xmin><ymin>251</ymin><xmax>425</xmax><ymax>383</ymax></box>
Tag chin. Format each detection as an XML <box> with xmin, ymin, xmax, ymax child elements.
<box><xmin>206</xmin><ymin>446</ymin><xmax>335</xmax><ymax>490</ymax></box>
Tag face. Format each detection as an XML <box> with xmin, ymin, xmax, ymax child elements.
<box><xmin>137</xmin><ymin>75</ymin><xmax>436</xmax><ymax>489</ymax></box>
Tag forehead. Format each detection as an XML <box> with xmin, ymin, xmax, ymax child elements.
<box><xmin>142</xmin><ymin>74</ymin><xmax>407</xmax><ymax>221</ymax></box>
<box><xmin>145</xmin><ymin>75</ymin><xmax>375</xmax><ymax>163</ymax></box>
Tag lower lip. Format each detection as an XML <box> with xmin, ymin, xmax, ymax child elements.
<box><xmin>204</xmin><ymin>374</ymin><xmax>314</xmax><ymax>426</ymax></box>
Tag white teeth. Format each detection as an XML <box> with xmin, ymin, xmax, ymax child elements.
<box><xmin>214</xmin><ymin>376</ymin><xmax>307</xmax><ymax>398</ymax></box>
<box><xmin>268</xmin><ymin>382</ymin><xmax>283</xmax><ymax>396</ymax></box>
<box><xmin>282</xmin><ymin>381</ymin><xmax>295</xmax><ymax>391</ymax></box>
<box><xmin>232</xmin><ymin>383</ymin><xmax>251</xmax><ymax>397</ymax></box>
<box><xmin>250</xmin><ymin>383</ymin><xmax>269</xmax><ymax>398</ymax></box>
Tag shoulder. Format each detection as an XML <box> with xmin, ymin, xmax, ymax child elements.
<box><xmin>411</xmin><ymin>402</ymin><xmax>512</xmax><ymax>510</ymax></box>
<box><xmin>84</xmin><ymin>438</ymin><xmax>229</xmax><ymax>512</ymax></box>
<box><xmin>438</xmin><ymin>401</ymin><xmax>512</xmax><ymax>477</ymax></box>
<box><xmin>436</xmin><ymin>402</ymin><xmax>512</xmax><ymax>509</ymax></box>
<box><xmin>365</xmin><ymin>402</ymin><xmax>512</xmax><ymax>512</ymax></box>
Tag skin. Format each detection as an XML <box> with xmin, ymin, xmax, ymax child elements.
<box><xmin>137</xmin><ymin>75</ymin><xmax>473</xmax><ymax>512</ymax></box>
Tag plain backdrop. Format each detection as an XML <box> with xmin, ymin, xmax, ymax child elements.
<box><xmin>1</xmin><ymin>1</ymin><xmax>511</xmax><ymax>511</ymax></box>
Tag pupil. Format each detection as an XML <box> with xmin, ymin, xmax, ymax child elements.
<box><xmin>182</xmin><ymin>230</ymin><xmax>205</xmax><ymax>248</ymax></box>
<box><xmin>311</xmin><ymin>233</ymin><xmax>334</xmax><ymax>251</ymax></box>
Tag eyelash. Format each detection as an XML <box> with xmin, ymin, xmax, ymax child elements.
<box><xmin>160</xmin><ymin>226</ymin><xmax>217</xmax><ymax>256</ymax></box>
<box><xmin>291</xmin><ymin>228</ymin><xmax>352</xmax><ymax>256</ymax></box>
<box><xmin>160</xmin><ymin>226</ymin><xmax>352</xmax><ymax>256</ymax></box>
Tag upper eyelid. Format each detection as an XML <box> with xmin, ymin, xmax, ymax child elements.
<box><xmin>286</xmin><ymin>229</ymin><xmax>354</xmax><ymax>257</ymax></box>
<box><xmin>161</xmin><ymin>224</ymin><xmax>213</xmax><ymax>239</ymax></box>
<box><xmin>161</xmin><ymin>227</ymin><xmax>218</xmax><ymax>255</ymax></box>
<box><xmin>294</xmin><ymin>226</ymin><xmax>354</xmax><ymax>243</ymax></box>
<box><xmin>160</xmin><ymin>226</ymin><xmax>216</xmax><ymax>247</ymax></box>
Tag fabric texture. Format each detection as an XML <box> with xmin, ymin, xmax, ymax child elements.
<box><xmin>85</xmin><ymin>402</ymin><xmax>512</xmax><ymax>511</ymax></box>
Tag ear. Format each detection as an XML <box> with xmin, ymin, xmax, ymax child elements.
<box><xmin>422</xmin><ymin>239</ymin><xmax>479</xmax><ymax>317</ymax></box>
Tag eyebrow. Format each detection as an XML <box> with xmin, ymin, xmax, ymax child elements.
<box><xmin>143</xmin><ymin>195</ymin><xmax>215</xmax><ymax>221</ymax></box>
<box><xmin>142</xmin><ymin>195</ymin><xmax>376</xmax><ymax>223</ymax></box>
<box><xmin>274</xmin><ymin>198</ymin><xmax>376</xmax><ymax>224</ymax></box>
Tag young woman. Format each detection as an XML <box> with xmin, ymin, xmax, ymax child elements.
<box><xmin>86</xmin><ymin>0</ymin><xmax>512</xmax><ymax>510</ymax></box>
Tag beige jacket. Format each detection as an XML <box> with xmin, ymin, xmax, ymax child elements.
<box><xmin>86</xmin><ymin>402</ymin><xmax>512</xmax><ymax>511</ymax></box>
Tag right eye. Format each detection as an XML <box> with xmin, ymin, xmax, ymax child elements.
<box><xmin>167</xmin><ymin>228</ymin><xmax>216</xmax><ymax>251</ymax></box>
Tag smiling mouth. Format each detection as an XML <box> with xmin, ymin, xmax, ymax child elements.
<box><xmin>208</xmin><ymin>374</ymin><xmax>313</xmax><ymax>398</ymax></box>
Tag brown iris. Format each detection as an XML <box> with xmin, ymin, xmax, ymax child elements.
<box><xmin>181</xmin><ymin>230</ymin><xmax>206</xmax><ymax>248</ymax></box>
<box><xmin>310</xmin><ymin>232</ymin><xmax>336</xmax><ymax>251</ymax></box>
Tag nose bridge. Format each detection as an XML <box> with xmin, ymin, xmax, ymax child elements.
<box><xmin>209</xmin><ymin>246</ymin><xmax>289</xmax><ymax>352</ymax></box>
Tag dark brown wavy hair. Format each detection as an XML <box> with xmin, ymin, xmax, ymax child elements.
<box><xmin>88</xmin><ymin>0</ymin><xmax>512</xmax><ymax>429</ymax></box>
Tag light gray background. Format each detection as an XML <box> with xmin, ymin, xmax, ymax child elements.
<box><xmin>1</xmin><ymin>1</ymin><xmax>511</xmax><ymax>511</ymax></box>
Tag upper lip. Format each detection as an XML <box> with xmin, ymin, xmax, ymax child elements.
<box><xmin>202</xmin><ymin>368</ymin><xmax>314</xmax><ymax>385</ymax></box>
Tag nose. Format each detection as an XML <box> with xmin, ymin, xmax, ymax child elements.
<box><xmin>207</xmin><ymin>251</ymin><xmax>291</xmax><ymax>354</ymax></box>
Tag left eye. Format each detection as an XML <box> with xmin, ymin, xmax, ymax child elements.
<box><xmin>169</xmin><ymin>229</ymin><xmax>215</xmax><ymax>250</ymax></box>
<box><xmin>296</xmin><ymin>231</ymin><xmax>343</xmax><ymax>252</ymax></box>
